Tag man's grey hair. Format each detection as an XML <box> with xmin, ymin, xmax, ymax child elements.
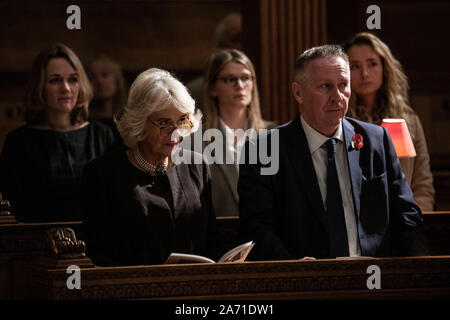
<box><xmin>293</xmin><ymin>44</ymin><xmax>349</xmax><ymax>83</ymax></box>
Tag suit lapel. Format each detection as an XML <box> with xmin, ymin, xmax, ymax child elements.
<box><xmin>285</xmin><ymin>115</ymin><xmax>327</xmax><ymax>229</ymax></box>
<box><xmin>343</xmin><ymin>118</ymin><xmax>362</xmax><ymax>221</ymax></box>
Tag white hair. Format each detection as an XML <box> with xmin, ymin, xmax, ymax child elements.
<box><xmin>116</xmin><ymin>68</ymin><xmax>202</xmax><ymax>147</ymax></box>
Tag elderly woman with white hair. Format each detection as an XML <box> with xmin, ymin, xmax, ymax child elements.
<box><xmin>81</xmin><ymin>68</ymin><xmax>217</xmax><ymax>266</ymax></box>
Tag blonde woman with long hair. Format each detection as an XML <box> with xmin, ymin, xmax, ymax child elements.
<box><xmin>343</xmin><ymin>32</ymin><xmax>434</xmax><ymax>211</ymax></box>
<box><xmin>86</xmin><ymin>54</ymin><xmax>128</xmax><ymax>142</ymax></box>
<box><xmin>202</xmin><ymin>49</ymin><xmax>272</xmax><ymax>217</ymax></box>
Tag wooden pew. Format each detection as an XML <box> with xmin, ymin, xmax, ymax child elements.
<box><xmin>0</xmin><ymin>207</ymin><xmax>82</xmax><ymax>299</ymax></box>
<box><xmin>1</xmin><ymin>215</ymin><xmax>235</xmax><ymax>299</ymax></box>
<box><xmin>3</xmin><ymin>211</ymin><xmax>449</xmax><ymax>299</ymax></box>
<box><xmin>33</xmin><ymin>256</ymin><xmax>450</xmax><ymax>300</ymax></box>
<box><xmin>31</xmin><ymin>228</ymin><xmax>450</xmax><ymax>300</ymax></box>
<box><xmin>421</xmin><ymin>211</ymin><xmax>450</xmax><ymax>255</ymax></box>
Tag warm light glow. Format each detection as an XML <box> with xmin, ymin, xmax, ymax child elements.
<box><xmin>381</xmin><ymin>119</ymin><xmax>416</xmax><ymax>158</ymax></box>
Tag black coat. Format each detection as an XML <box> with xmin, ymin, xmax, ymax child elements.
<box><xmin>81</xmin><ymin>148</ymin><xmax>217</xmax><ymax>266</ymax></box>
<box><xmin>0</xmin><ymin>122</ymin><xmax>115</xmax><ymax>222</ymax></box>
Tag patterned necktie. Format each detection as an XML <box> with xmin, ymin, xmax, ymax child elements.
<box><xmin>325</xmin><ymin>138</ymin><xmax>349</xmax><ymax>258</ymax></box>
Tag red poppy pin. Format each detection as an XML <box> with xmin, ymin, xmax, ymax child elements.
<box><xmin>352</xmin><ymin>133</ymin><xmax>364</xmax><ymax>150</ymax></box>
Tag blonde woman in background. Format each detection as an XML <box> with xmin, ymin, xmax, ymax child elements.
<box><xmin>202</xmin><ymin>49</ymin><xmax>272</xmax><ymax>217</ymax></box>
<box><xmin>86</xmin><ymin>54</ymin><xmax>127</xmax><ymax>142</ymax></box>
<box><xmin>343</xmin><ymin>32</ymin><xmax>434</xmax><ymax>211</ymax></box>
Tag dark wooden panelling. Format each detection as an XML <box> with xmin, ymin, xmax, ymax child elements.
<box><xmin>242</xmin><ymin>0</ymin><xmax>327</xmax><ymax>125</ymax></box>
<box><xmin>0</xmin><ymin>1</ymin><xmax>240</xmax><ymax>73</ymax></box>
<box><xmin>327</xmin><ymin>0</ymin><xmax>450</xmax><ymax>95</ymax></box>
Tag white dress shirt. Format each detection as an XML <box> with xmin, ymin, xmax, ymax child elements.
<box><xmin>300</xmin><ymin>115</ymin><xmax>361</xmax><ymax>257</ymax></box>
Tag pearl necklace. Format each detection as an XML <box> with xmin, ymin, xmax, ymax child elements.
<box><xmin>132</xmin><ymin>147</ymin><xmax>168</xmax><ymax>176</ymax></box>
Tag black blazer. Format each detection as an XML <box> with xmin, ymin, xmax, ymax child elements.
<box><xmin>238</xmin><ymin>115</ymin><xmax>428</xmax><ymax>260</ymax></box>
<box><xmin>81</xmin><ymin>148</ymin><xmax>217</xmax><ymax>266</ymax></box>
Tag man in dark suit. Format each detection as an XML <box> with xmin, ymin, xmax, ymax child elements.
<box><xmin>238</xmin><ymin>45</ymin><xmax>428</xmax><ymax>260</ymax></box>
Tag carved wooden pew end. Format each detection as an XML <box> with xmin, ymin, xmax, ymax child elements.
<box><xmin>35</xmin><ymin>227</ymin><xmax>94</xmax><ymax>269</ymax></box>
<box><xmin>0</xmin><ymin>197</ymin><xmax>18</xmax><ymax>224</ymax></box>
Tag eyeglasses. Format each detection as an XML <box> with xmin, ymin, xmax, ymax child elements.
<box><xmin>148</xmin><ymin>117</ymin><xmax>194</xmax><ymax>137</ymax></box>
<box><xmin>216</xmin><ymin>75</ymin><xmax>254</xmax><ymax>87</ymax></box>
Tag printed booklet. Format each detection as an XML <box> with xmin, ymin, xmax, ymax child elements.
<box><xmin>165</xmin><ymin>241</ymin><xmax>255</xmax><ymax>264</ymax></box>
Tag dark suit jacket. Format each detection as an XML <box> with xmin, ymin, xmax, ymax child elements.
<box><xmin>238</xmin><ymin>115</ymin><xmax>429</xmax><ymax>260</ymax></box>
<box><xmin>81</xmin><ymin>148</ymin><xmax>217</xmax><ymax>266</ymax></box>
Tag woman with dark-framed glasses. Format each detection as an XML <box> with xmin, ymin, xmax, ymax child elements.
<box><xmin>202</xmin><ymin>49</ymin><xmax>273</xmax><ymax>217</ymax></box>
<box><xmin>81</xmin><ymin>68</ymin><xmax>217</xmax><ymax>266</ymax></box>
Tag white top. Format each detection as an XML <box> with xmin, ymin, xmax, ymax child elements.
<box><xmin>300</xmin><ymin>115</ymin><xmax>361</xmax><ymax>257</ymax></box>
<box><xmin>219</xmin><ymin>118</ymin><xmax>247</xmax><ymax>169</ymax></box>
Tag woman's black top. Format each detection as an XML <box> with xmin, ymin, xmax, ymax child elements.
<box><xmin>0</xmin><ymin>122</ymin><xmax>116</xmax><ymax>222</ymax></box>
<box><xmin>81</xmin><ymin>148</ymin><xmax>217</xmax><ymax>266</ymax></box>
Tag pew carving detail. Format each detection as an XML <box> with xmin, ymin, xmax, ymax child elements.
<box><xmin>0</xmin><ymin>198</ymin><xmax>10</xmax><ymax>216</ymax></box>
<box><xmin>46</xmin><ymin>227</ymin><xmax>86</xmax><ymax>259</ymax></box>
<box><xmin>0</xmin><ymin>195</ymin><xmax>16</xmax><ymax>224</ymax></box>
<box><xmin>34</xmin><ymin>227</ymin><xmax>94</xmax><ymax>270</ymax></box>
<box><xmin>33</xmin><ymin>256</ymin><xmax>450</xmax><ymax>300</ymax></box>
